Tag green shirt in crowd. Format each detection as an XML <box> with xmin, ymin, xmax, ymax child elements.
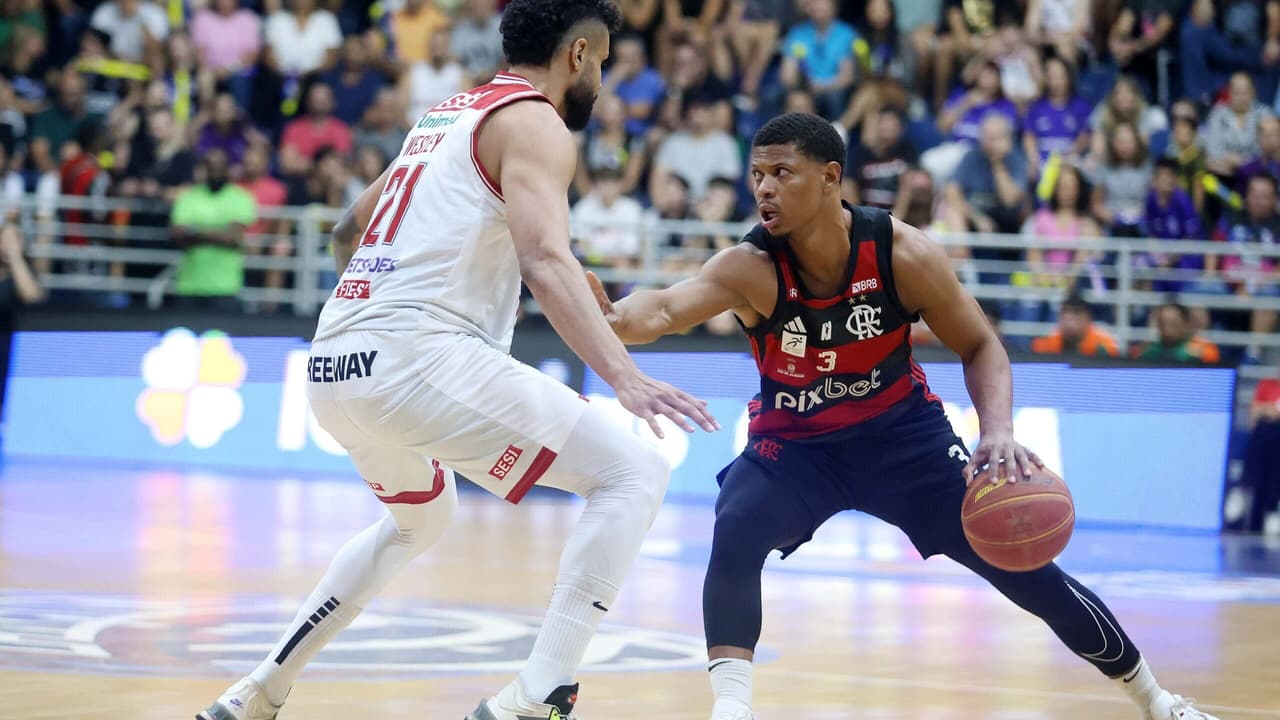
<box><xmin>171</xmin><ymin>184</ymin><xmax>256</xmax><ymax>297</ymax></box>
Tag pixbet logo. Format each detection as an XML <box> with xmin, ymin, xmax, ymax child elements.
<box><xmin>774</xmin><ymin>369</ymin><xmax>882</xmax><ymax>413</ymax></box>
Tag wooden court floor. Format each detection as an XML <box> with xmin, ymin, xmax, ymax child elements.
<box><xmin>1</xmin><ymin>461</ymin><xmax>1278</xmax><ymax>720</ymax></box>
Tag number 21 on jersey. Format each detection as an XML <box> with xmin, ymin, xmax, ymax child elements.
<box><xmin>360</xmin><ymin>163</ymin><xmax>427</xmax><ymax>247</ymax></box>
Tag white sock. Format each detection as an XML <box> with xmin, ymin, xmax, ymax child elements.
<box><xmin>1115</xmin><ymin>656</ymin><xmax>1162</xmax><ymax>710</ymax></box>
<box><xmin>520</xmin><ymin>575</ymin><xmax>617</xmax><ymax>702</ymax></box>
<box><xmin>250</xmin><ymin>503</ymin><xmax>452</xmax><ymax>705</ymax></box>
<box><xmin>709</xmin><ymin>658</ymin><xmax>753</xmax><ymax>708</ymax></box>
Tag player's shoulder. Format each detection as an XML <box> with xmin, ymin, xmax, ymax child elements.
<box><xmin>702</xmin><ymin>235</ymin><xmax>774</xmax><ymax>288</ymax></box>
<box><xmin>887</xmin><ymin>215</ymin><xmax>947</xmax><ymax>271</ymax></box>
<box><xmin>485</xmin><ymin>100</ymin><xmax>573</xmax><ymax>153</ymax></box>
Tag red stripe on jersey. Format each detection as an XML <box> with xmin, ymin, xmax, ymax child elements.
<box><xmin>504</xmin><ymin>446</ymin><xmax>558</xmax><ymax>504</ymax></box>
<box><xmin>376</xmin><ymin>460</ymin><xmax>447</xmax><ymax>504</ymax></box>
<box><xmin>850</xmin><ymin>234</ymin><xmax>880</xmax><ymax>285</ymax></box>
<box><xmin>910</xmin><ymin>359</ymin><xmax>941</xmax><ymax>404</ymax></box>
<box><xmin>468</xmin><ymin>88</ymin><xmax>553</xmax><ymax>201</ymax></box>
<box><xmin>763</xmin><ymin>325</ymin><xmax>910</xmax><ymax>383</ymax></box>
<box><xmin>750</xmin><ymin>374</ymin><xmax>914</xmax><ymax>438</ymax></box>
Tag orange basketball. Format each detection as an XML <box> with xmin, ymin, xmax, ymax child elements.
<box><xmin>961</xmin><ymin>466</ymin><xmax>1075</xmax><ymax>572</ymax></box>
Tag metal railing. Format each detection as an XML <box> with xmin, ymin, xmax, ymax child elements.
<box><xmin>12</xmin><ymin>193</ymin><xmax>1280</xmax><ymax>356</ymax></box>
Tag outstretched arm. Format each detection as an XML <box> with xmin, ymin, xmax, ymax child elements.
<box><xmin>588</xmin><ymin>245</ymin><xmax>763</xmax><ymax>344</ymax></box>
<box><xmin>891</xmin><ymin>218</ymin><xmax>1043</xmax><ymax>484</ymax></box>
<box><xmin>331</xmin><ymin>164</ymin><xmax>393</xmax><ymax>274</ymax></box>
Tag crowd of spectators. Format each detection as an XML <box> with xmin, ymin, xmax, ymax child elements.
<box><xmin>0</xmin><ymin>0</ymin><xmax>1278</xmax><ymax>362</ymax></box>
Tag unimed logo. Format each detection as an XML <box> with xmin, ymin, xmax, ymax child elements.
<box><xmin>135</xmin><ymin>328</ymin><xmax>247</xmax><ymax>448</ymax></box>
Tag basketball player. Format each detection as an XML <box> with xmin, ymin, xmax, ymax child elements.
<box><xmin>587</xmin><ymin>113</ymin><xmax>1220</xmax><ymax>720</ymax></box>
<box><xmin>196</xmin><ymin>2</ymin><xmax>718</xmax><ymax>719</ymax></box>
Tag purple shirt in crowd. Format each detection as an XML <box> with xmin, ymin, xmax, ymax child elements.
<box><xmin>196</xmin><ymin>125</ymin><xmax>250</xmax><ymax>167</ymax></box>
<box><xmin>1145</xmin><ymin>187</ymin><xmax>1206</xmax><ymax>289</ymax></box>
<box><xmin>944</xmin><ymin>90</ymin><xmax>1020</xmax><ymax>144</ymax></box>
<box><xmin>1237</xmin><ymin>156</ymin><xmax>1280</xmax><ymax>193</ymax></box>
<box><xmin>1025</xmin><ymin>96</ymin><xmax>1092</xmax><ymax>160</ymax></box>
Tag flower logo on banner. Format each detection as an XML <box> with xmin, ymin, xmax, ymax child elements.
<box><xmin>135</xmin><ymin>328</ymin><xmax>247</xmax><ymax>448</ymax></box>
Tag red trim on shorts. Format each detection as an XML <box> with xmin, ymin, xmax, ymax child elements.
<box><xmin>504</xmin><ymin>447</ymin><xmax>558</xmax><ymax>504</ymax></box>
<box><xmin>376</xmin><ymin>460</ymin><xmax>447</xmax><ymax>505</ymax></box>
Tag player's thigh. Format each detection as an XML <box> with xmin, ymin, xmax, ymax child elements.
<box><xmin>345</xmin><ymin>444</ymin><xmax>459</xmax><ymax>532</ymax></box>
<box><xmin>714</xmin><ymin>454</ymin><xmax>826</xmax><ymax>558</ymax></box>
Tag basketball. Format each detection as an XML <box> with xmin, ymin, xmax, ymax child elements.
<box><xmin>961</xmin><ymin>467</ymin><xmax>1075</xmax><ymax>572</ymax></box>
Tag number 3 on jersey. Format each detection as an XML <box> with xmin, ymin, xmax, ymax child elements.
<box><xmin>360</xmin><ymin>163</ymin><xmax>427</xmax><ymax>247</ymax></box>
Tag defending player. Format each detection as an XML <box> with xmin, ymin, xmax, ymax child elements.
<box><xmin>196</xmin><ymin>2</ymin><xmax>717</xmax><ymax>719</ymax></box>
<box><xmin>588</xmin><ymin>113</ymin><xmax>1219</xmax><ymax>720</ymax></box>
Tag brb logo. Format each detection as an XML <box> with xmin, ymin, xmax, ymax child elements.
<box><xmin>135</xmin><ymin>328</ymin><xmax>246</xmax><ymax>448</ymax></box>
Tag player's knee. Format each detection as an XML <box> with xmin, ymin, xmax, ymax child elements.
<box><xmin>627</xmin><ymin>443</ymin><xmax>670</xmax><ymax>518</ymax></box>
<box><xmin>387</xmin><ymin>470</ymin><xmax>458</xmax><ymax>553</ymax></box>
<box><xmin>710</xmin><ymin>507</ymin><xmax>775</xmax><ymax>566</ymax></box>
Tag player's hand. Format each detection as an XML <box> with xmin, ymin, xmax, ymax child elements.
<box><xmin>613</xmin><ymin>371</ymin><xmax>719</xmax><ymax>439</ymax></box>
<box><xmin>964</xmin><ymin>431</ymin><xmax>1044</xmax><ymax>486</ymax></box>
<box><xmin>586</xmin><ymin>270</ymin><xmax>616</xmax><ymax>321</ymax></box>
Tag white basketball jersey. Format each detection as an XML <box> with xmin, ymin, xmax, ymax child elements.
<box><xmin>314</xmin><ymin>73</ymin><xmax>552</xmax><ymax>352</ymax></box>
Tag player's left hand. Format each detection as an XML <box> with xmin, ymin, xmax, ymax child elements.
<box><xmin>964</xmin><ymin>431</ymin><xmax>1044</xmax><ymax>486</ymax></box>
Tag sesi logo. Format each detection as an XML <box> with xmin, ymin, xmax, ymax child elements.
<box><xmin>335</xmin><ymin>279</ymin><xmax>370</xmax><ymax>299</ymax></box>
<box><xmin>489</xmin><ymin>444</ymin><xmax>523</xmax><ymax>479</ymax></box>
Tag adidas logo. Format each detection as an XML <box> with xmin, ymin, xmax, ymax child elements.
<box><xmin>781</xmin><ymin>317</ymin><xmax>807</xmax><ymax>358</ymax></box>
<box><xmin>784</xmin><ymin>317</ymin><xmax>806</xmax><ymax>334</ymax></box>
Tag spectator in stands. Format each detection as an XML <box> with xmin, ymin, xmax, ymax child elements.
<box><xmin>1088</xmin><ymin>75</ymin><xmax>1167</xmax><ymax>161</ymax></box>
<box><xmin>345</xmin><ymin>145</ymin><xmax>387</xmax><ymax>207</ymax></box>
<box><xmin>264</xmin><ymin>0</ymin><xmax>343</xmax><ymax>77</ymax></box>
<box><xmin>894</xmin><ymin>166</ymin><xmax>938</xmax><ymax>233</ymax></box>
<box><xmin>385</xmin><ymin>0</ymin><xmax>449</xmax><ymax>65</ymax></box>
<box><xmin>280</xmin><ymin>83</ymin><xmax>352</xmax><ymax>177</ymax></box>
<box><xmin>925</xmin><ymin>60</ymin><xmax>1018</xmax><ymax>181</ymax></box>
<box><xmin>169</xmin><ymin>149</ymin><xmax>256</xmax><ymax>311</ymax></box>
<box><xmin>603</xmin><ymin>35</ymin><xmax>665</xmax><ymax>137</ymax></box>
<box><xmin>322</xmin><ymin>36</ymin><xmax>387</xmax><ymax>128</ymax></box>
<box><xmin>660</xmin><ymin>40</ymin><xmax>733</xmax><ymax>135</ymax></box>
<box><xmin>1024</xmin><ymin>0</ymin><xmax>1090</xmax><ymax>66</ymax></box>
<box><xmin>575</xmin><ymin>93</ymin><xmax>647</xmax><ymax>199</ymax></box>
<box><xmin>119</xmin><ymin>107</ymin><xmax>196</xmax><ymax>209</ymax></box>
<box><xmin>1023</xmin><ymin>55</ymin><xmax>1091</xmax><ymax>178</ymax></box>
<box><xmin>894</xmin><ymin>0</ymin><xmax>942</xmax><ymax>105</ymax></box>
<box><xmin>29</xmin><ymin>71</ymin><xmax>101</xmax><ymax>178</ymax></box>
<box><xmin>0</xmin><ymin>143</ymin><xmax>21</xmax><ymax>223</ymax></box>
<box><xmin>838</xmin><ymin>0</ymin><xmax>911</xmax><ymax>139</ymax></box>
<box><xmin>972</xmin><ymin>16</ymin><xmax>1042</xmax><ymax>109</ymax></box>
<box><xmin>90</xmin><ymin>0</ymin><xmax>168</xmax><ymax>65</ymax></box>
<box><xmin>401</xmin><ymin>28</ymin><xmax>465</xmax><ymax>124</ymax></box>
<box><xmin>237</xmin><ymin>143</ymin><xmax>290</xmax><ymax>308</ymax></box>
<box><xmin>353</xmin><ymin>87</ymin><xmax>406</xmax><ymax>169</ymax></box>
<box><xmin>1144</xmin><ymin>157</ymin><xmax>1205</xmax><ymax>292</ymax></box>
<box><xmin>780</xmin><ymin>0</ymin><xmax>857</xmax><ymax>121</ymax></box>
<box><xmin>1211</xmin><ymin>173</ymin><xmax>1280</xmax><ymax>361</ymax></box>
<box><xmin>190</xmin><ymin>0</ymin><xmax>263</xmax><ymax>81</ymax></box>
<box><xmin>1239</xmin><ymin>115</ymin><xmax>1280</xmax><ymax>192</ymax></box>
<box><xmin>194</xmin><ymin>93</ymin><xmax>261</xmax><ymax>170</ymax></box>
<box><xmin>1165</xmin><ymin>102</ymin><xmax>1207</xmax><ymax>211</ymax></box>
<box><xmin>1024</xmin><ymin>163</ymin><xmax>1102</xmax><ymax>294</ymax></box>
<box><xmin>450</xmin><ymin>0</ymin><xmax>503</xmax><ymax>87</ymax></box>
<box><xmin>843</xmin><ymin>107</ymin><xmax>917</xmax><ymax>211</ymax></box>
<box><xmin>1089</xmin><ymin>121</ymin><xmax>1152</xmax><ymax>237</ymax></box>
<box><xmin>5</xmin><ymin>24</ymin><xmax>46</xmax><ymax>116</ymax></box>
<box><xmin>945</xmin><ymin>113</ymin><xmax>1028</xmax><ymax>235</ymax></box>
<box><xmin>1204</xmin><ymin>73</ymin><xmax>1275</xmax><ymax>180</ymax></box>
<box><xmin>1140</xmin><ymin>301</ymin><xmax>1222</xmax><ymax>362</ymax></box>
<box><xmin>721</xmin><ymin>0</ymin><xmax>783</xmax><ymax>97</ymax></box>
<box><xmin>1031</xmin><ymin>293</ymin><xmax>1121</xmax><ymax>356</ymax></box>
<box><xmin>647</xmin><ymin>172</ymin><xmax>693</xmax><ymax>249</ymax></box>
<box><xmin>650</xmin><ymin>97</ymin><xmax>740</xmax><ymax>203</ymax></box>
<box><xmin>933</xmin><ymin>0</ymin><xmax>1024</xmax><ymax>110</ymax></box>
<box><xmin>571</xmin><ymin>166</ymin><xmax>646</xmax><ymax>268</ymax></box>
<box><xmin>1243</xmin><ymin>363</ymin><xmax>1280</xmax><ymax>533</ymax></box>
<box><xmin>1179</xmin><ymin>0</ymin><xmax>1275</xmax><ymax>108</ymax></box>
<box><xmin>657</xmin><ymin>0</ymin><xmax>727</xmax><ymax>75</ymax></box>
<box><xmin>1107</xmin><ymin>0</ymin><xmax>1179</xmax><ymax>93</ymax></box>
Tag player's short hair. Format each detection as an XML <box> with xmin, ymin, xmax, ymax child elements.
<box><xmin>752</xmin><ymin>113</ymin><xmax>845</xmax><ymax>168</ymax></box>
<box><xmin>500</xmin><ymin>0</ymin><xmax>623</xmax><ymax>67</ymax></box>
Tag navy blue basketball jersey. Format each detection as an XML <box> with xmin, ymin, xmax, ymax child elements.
<box><xmin>740</xmin><ymin>204</ymin><xmax>939</xmax><ymax>439</ymax></box>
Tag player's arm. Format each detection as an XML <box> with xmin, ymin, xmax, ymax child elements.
<box><xmin>330</xmin><ymin>164</ymin><xmax>393</xmax><ymax>274</ymax></box>
<box><xmin>492</xmin><ymin>101</ymin><xmax>718</xmax><ymax>436</ymax></box>
<box><xmin>891</xmin><ymin>218</ymin><xmax>1043</xmax><ymax>484</ymax></box>
<box><xmin>587</xmin><ymin>246</ymin><xmax>761</xmax><ymax>345</ymax></box>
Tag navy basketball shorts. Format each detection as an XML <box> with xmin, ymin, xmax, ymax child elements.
<box><xmin>716</xmin><ymin>394</ymin><xmax>971</xmax><ymax>559</ymax></box>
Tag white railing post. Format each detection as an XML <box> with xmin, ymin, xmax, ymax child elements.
<box><xmin>296</xmin><ymin>206</ymin><xmax>322</xmax><ymax>316</ymax></box>
<box><xmin>1115</xmin><ymin>241</ymin><xmax>1133</xmax><ymax>347</ymax></box>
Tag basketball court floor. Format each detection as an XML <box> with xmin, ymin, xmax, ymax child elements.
<box><xmin>1</xmin><ymin>459</ymin><xmax>1278</xmax><ymax>719</ymax></box>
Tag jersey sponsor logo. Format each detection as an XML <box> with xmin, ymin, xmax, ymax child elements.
<box><xmin>774</xmin><ymin>368</ymin><xmax>882</xmax><ymax>414</ymax></box>
<box><xmin>849</xmin><ymin>278</ymin><xmax>879</xmax><ymax>294</ymax></box>
<box><xmin>335</xmin><ymin>279</ymin><xmax>371</xmax><ymax>299</ymax></box>
<box><xmin>781</xmin><ymin>317</ymin><xmax>807</xmax><ymax>358</ymax></box>
<box><xmin>415</xmin><ymin>113</ymin><xmax>462</xmax><ymax>130</ymax></box>
<box><xmin>308</xmin><ymin>351</ymin><xmax>378</xmax><ymax>383</ymax></box>
<box><xmin>432</xmin><ymin>89</ymin><xmax>495</xmax><ymax>112</ymax></box>
<box><xmin>343</xmin><ymin>256</ymin><xmax>399</xmax><ymax>274</ymax></box>
<box><xmin>777</xmin><ymin>358</ymin><xmax>806</xmax><ymax>379</ymax></box>
<box><xmin>489</xmin><ymin>444</ymin><xmax>523</xmax><ymax>479</ymax></box>
<box><xmin>845</xmin><ymin>303</ymin><xmax>884</xmax><ymax>340</ymax></box>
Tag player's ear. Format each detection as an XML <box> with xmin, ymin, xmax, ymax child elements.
<box><xmin>825</xmin><ymin>161</ymin><xmax>843</xmax><ymax>191</ymax></box>
<box><xmin>570</xmin><ymin>37</ymin><xmax>589</xmax><ymax>72</ymax></box>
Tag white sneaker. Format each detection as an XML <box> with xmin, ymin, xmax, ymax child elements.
<box><xmin>1146</xmin><ymin>690</ymin><xmax>1222</xmax><ymax>720</ymax></box>
<box><xmin>466</xmin><ymin>680</ymin><xmax>579</xmax><ymax>720</ymax></box>
<box><xmin>709</xmin><ymin>698</ymin><xmax>756</xmax><ymax>720</ymax></box>
<box><xmin>196</xmin><ymin>677</ymin><xmax>284</xmax><ymax>720</ymax></box>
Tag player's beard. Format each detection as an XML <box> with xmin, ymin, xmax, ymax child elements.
<box><xmin>563</xmin><ymin>75</ymin><xmax>598</xmax><ymax>131</ymax></box>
